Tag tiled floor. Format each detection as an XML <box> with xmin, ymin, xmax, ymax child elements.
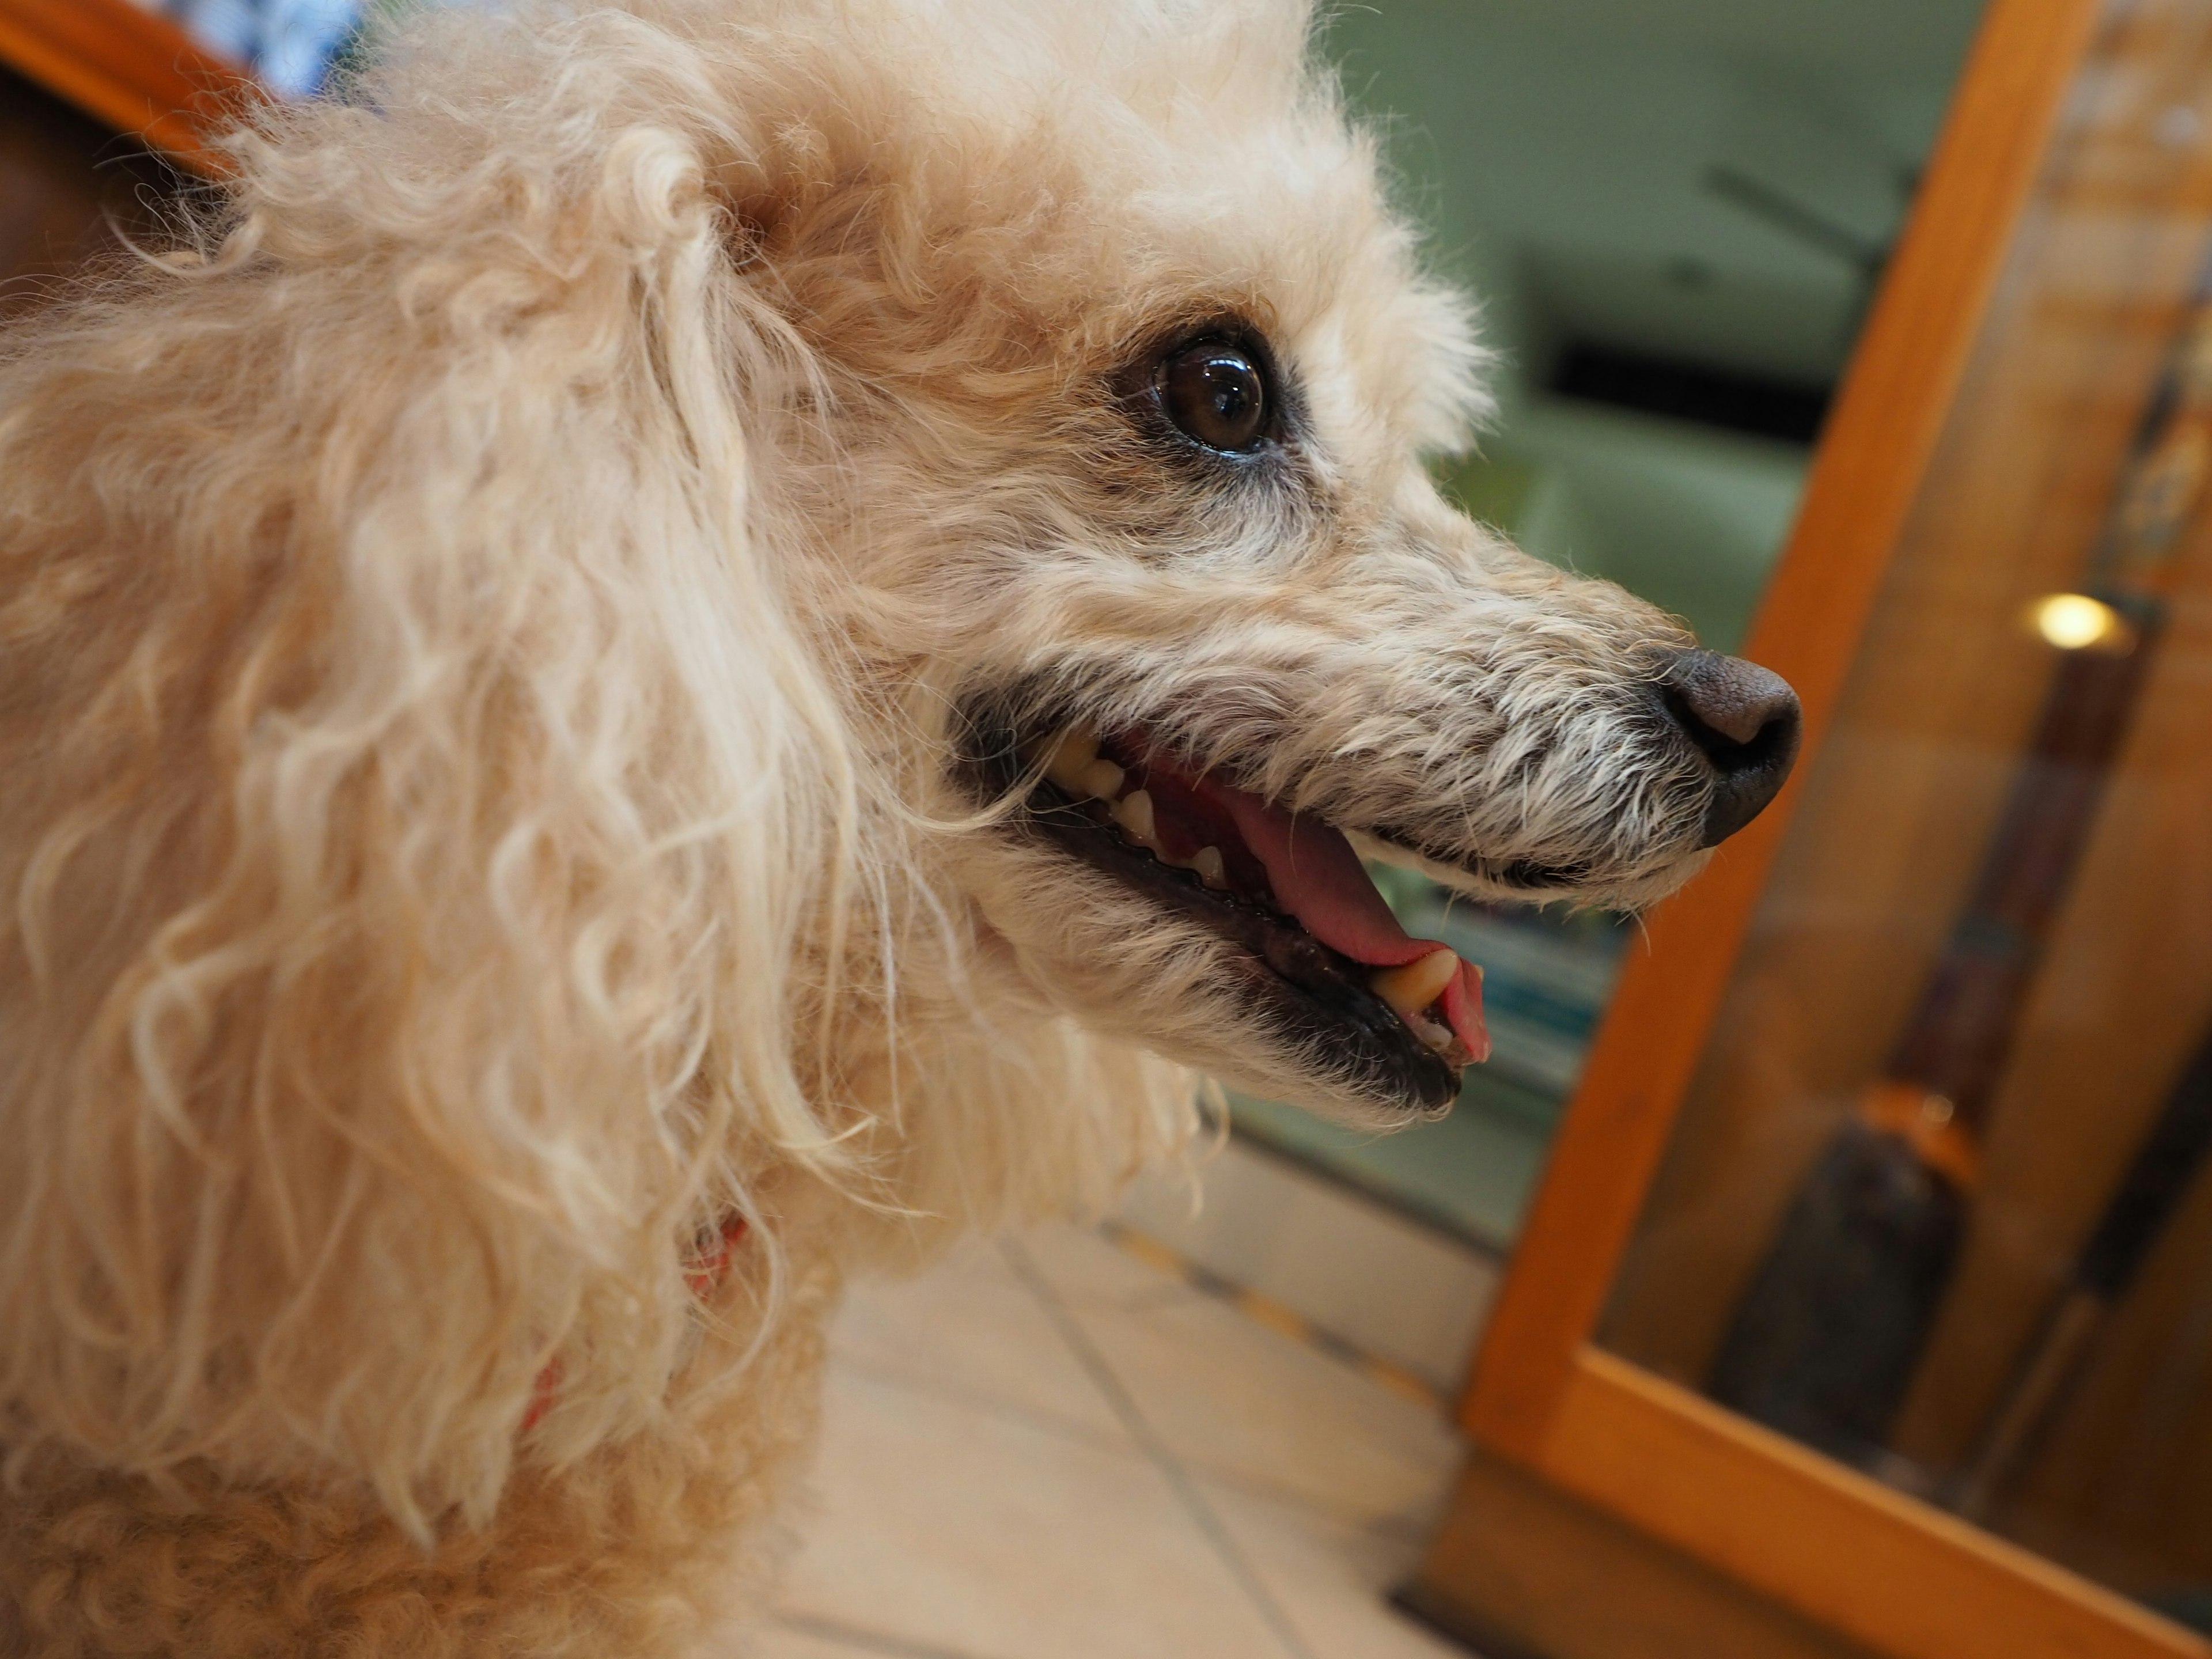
<box><xmin>1116</xmin><ymin>1137</ymin><xmax>1501</xmax><ymax>1390</ymax></box>
<box><xmin>745</xmin><ymin>1223</ymin><xmax>1476</xmax><ymax>1659</ymax></box>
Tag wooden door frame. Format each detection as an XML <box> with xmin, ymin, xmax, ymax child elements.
<box><xmin>1456</xmin><ymin>0</ymin><xmax>2212</xmax><ymax>1654</ymax></box>
<box><xmin>0</xmin><ymin>0</ymin><xmax>250</xmax><ymax>169</ymax></box>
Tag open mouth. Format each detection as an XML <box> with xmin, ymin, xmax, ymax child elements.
<box><xmin>980</xmin><ymin>724</ymin><xmax>1490</xmax><ymax>1115</ymax></box>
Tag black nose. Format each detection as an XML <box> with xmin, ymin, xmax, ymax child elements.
<box><xmin>1662</xmin><ymin>649</ymin><xmax>1802</xmax><ymax>847</ymax></box>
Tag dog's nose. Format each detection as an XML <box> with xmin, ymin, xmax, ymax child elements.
<box><xmin>1662</xmin><ymin>649</ymin><xmax>1803</xmax><ymax>847</ymax></box>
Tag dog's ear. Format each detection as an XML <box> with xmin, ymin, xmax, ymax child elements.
<box><xmin>0</xmin><ymin>112</ymin><xmax>859</xmax><ymax>1532</ymax></box>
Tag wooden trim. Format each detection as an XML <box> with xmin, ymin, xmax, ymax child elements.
<box><xmin>1460</xmin><ymin>0</ymin><xmax>2108</xmax><ymax>1456</ymax></box>
<box><xmin>1529</xmin><ymin>1350</ymin><xmax>2207</xmax><ymax>1659</ymax></box>
<box><xmin>1413</xmin><ymin>1444</ymin><xmax>1884</xmax><ymax>1659</ymax></box>
<box><xmin>0</xmin><ymin>0</ymin><xmax>252</xmax><ymax>170</ymax></box>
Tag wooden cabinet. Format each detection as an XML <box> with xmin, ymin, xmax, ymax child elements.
<box><xmin>0</xmin><ymin>1</ymin><xmax>241</xmax><ymax>302</ymax></box>
<box><xmin>1417</xmin><ymin>2</ymin><xmax>2212</xmax><ymax>1656</ymax></box>
<box><xmin>0</xmin><ymin>0</ymin><xmax>243</xmax><ymax>173</ymax></box>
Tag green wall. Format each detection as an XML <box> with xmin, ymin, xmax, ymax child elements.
<box><xmin>1323</xmin><ymin>0</ymin><xmax>1983</xmax><ymax>651</ymax></box>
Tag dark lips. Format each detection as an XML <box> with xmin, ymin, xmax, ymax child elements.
<box><xmin>1008</xmin><ymin>767</ymin><xmax>1464</xmax><ymax>1116</ymax></box>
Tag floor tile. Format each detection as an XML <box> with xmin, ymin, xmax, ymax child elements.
<box><xmin>1061</xmin><ymin>1283</ymin><xmax>1464</xmax><ymax>1531</ymax></box>
<box><xmin>743</xmin><ymin>1613</ymin><xmax>989</xmax><ymax>1658</ymax></box>
<box><xmin>1203</xmin><ymin>1482</ymin><xmax>1479</xmax><ymax>1659</ymax></box>
<box><xmin>747</xmin><ymin>1633</ymin><xmax>853</xmax><ymax>1658</ymax></box>
<box><xmin>733</xmin><ymin>1620</ymin><xmax>919</xmax><ymax>1658</ymax></box>
<box><xmin>781</xmin><ymin>1365</ymin><xmax>1294</xmax><ymax>1659</ymax></box>
<box><xmin>831</xmin><ymin>1238</ymin><xmax>1126</xmax><ymax>1440</ymax></box>
<box><xmin>1117</xmin><ymin>1138</ymin><xmax>1500</xmax><ymax>1388</ymax></box>
<box><xmin>1013</xmin><ymin>1218</ymin><xmax>1205</xmax><ymax>1313</ymax></box>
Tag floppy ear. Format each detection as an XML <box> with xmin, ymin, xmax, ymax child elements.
<box><xmin>0</xmin><ymin>78</ymin><xmax>857</xmax><ymax>1530</ymax></box>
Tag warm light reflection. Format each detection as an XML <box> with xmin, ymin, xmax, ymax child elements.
<box><xmin>2028</xmin><ymin>592</ymin><xmax>2127</xmax><ymax>652</ymax></box>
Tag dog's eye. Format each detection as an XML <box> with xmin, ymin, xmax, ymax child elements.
<box><xmin>1157</xmin><ymin>339</ymin><xmax>1270</xmax><ymax>453</ymax></box>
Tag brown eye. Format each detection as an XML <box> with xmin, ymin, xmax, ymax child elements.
<box><xmin>1157</xmin><ymin>339</ymin><xmax>1269</xmax><ymax>452</ymax></box>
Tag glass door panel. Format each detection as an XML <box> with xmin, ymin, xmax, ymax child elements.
<box><xmin>1597</xmin><ymin>0</ymin><xmax>2212</xmax><ymax>1624</ymax></box>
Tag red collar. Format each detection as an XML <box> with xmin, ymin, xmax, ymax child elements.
<box><xmin>522</xmin><ymin>1215</ymin><xmax>749</xmax><ymax>1433</ymax></box>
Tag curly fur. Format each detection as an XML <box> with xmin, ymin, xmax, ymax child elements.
<box><xmin>0</xmin><ymin>1</ymin><xmax>1719</xmax><ymax>1652</ymax></box>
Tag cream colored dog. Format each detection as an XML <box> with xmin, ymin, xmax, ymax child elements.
<box><xmin>0</xmin><ymin>1</ymin><xmax>1798</xmax><ymax>1652</ymax></box>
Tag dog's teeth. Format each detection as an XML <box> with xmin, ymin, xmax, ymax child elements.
<box><xmin>1043</xmin><ymin>729</ymin><xmax>1101</xmax><ymax>794</ymax></box>
<box><xmin>1370</xmin><ymin>948</ymin><xmax>1460</xmax><ymax>1018</ymax></box>
<box><xmin>1080</xmin><ymin>757</ymin><xmax>1126</xmax><ymax>801</ymax></box>
<box><xmin>1112</xmin><ymin>789</ymin><xmax>1158</xmax><ymax>849</ymax></box>
<box><xmin>1189</xmin><ymin>846</ymin><xmax>1228</xmax><ymax>889</ymax></box>
<box><xmin>1406</xmin><ymin>1011</ymin><xmax>1455</xmax><ymax>1055</ymax></box>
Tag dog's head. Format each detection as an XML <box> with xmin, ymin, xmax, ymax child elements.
<box><xmin>0</xmin><ymin>0</ymin><xmax>1802</xmax><ymax>1518</ymax></box>
<box><xmin>710</xmin><ymin>0</ymin><xmax>1803</xmax><ymax>1121</ymax></box>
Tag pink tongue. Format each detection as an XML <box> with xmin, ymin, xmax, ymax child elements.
<box><xmin>1192</xmin><ymin>774</ymin><xmax>1488</xmax><ymax>1062</ymax></box>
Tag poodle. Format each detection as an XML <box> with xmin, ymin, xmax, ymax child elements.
<box><xmin>0</xmin><ymin>1</ymin><xmax>1801</xmax><ymax>1653</ymax></box>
